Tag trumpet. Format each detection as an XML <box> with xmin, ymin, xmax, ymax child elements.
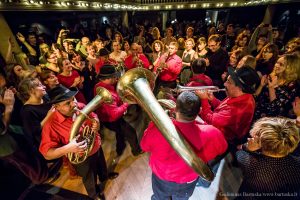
<box><xmin>174</xmin><ymin>85</ymin><xmax>226</xmax><ymax>93</ymax></box>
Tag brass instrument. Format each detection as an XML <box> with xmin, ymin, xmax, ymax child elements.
<box><xmin>174</xmin><ymin>85</ymin><xmax>226</xmax><ymax>93</ymax></box>
<box><xmin>67</xmin><ymin>87</ymin><xmax>113</xmax><ymax>164</ymax></box>
<box><xmin>134</xmin><ymin>53</ymin><xmax>144</xmax><ymax>68</ymax></box>
<box><xmin>117</xmin><ymin>68</ymin><xmax>214</xmax><ymax>181</ymax></box>
<box><xmin>156</xmin><ymin>52</ymin><xmax>170</xmax><ymax>73</ymax></box>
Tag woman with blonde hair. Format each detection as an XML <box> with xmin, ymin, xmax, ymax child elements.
<box><xmin>151</xmin><ymin>27</ymin><xmax>162</xmax><ymax>41</ymax></box>
<box><xmin>254</xmin><ymin>53</ymin><xmax>300</xmax><ymax>120</ymax></box>
<box><xmin>195</xmin><ymin>37</ymin><xmax>208</xmax><ymax>58</ymax></box>
<box><xmin>180</xmin><ymin>38</ymin><xmax>196</xmax><ymax>84</ymax></box>
<box><xmin>236</xmin><ymin>117</ymin><xmax>300</xmax><ymax>197</ymax></box>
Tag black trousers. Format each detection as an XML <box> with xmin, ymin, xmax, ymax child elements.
<box><xmin>103</xmin><ymin>118</ymin><xmax>140</xmax><ymax>155</ymax></box>
<box><xmin>73</xmin><ymin>147</ymin><xmax>108</xmax><ymax>199</ymax></box>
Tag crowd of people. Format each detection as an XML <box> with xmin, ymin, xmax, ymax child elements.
<box><xmin>0</xmin><ymin>17</ymin><xmax>300</xmax><ymax>200</ymax></box>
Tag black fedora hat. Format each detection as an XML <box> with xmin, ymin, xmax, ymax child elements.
<box><xmin>228</xmin><ymin>66</ymin><xmax>260</xmax><ymax>94</ymax></box>
<box><xmin>97</xmin><ymin>64</ymin><xmax>121</xmax><ymax>80</ymax></box>
<box><xmin>48</xmin><ymin>84</ymin><xmax>78</xmax><ymax>104</ymax></box>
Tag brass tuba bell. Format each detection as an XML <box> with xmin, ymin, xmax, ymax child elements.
<box><xmin>67</xmin><ymin>87</ymin><xmax>113</xmax><ymax>164</ymax></box>
<box><xmin>117</xmin><ymin>68</ymin><xmax>214</xmax><ymax>181</ymax></box>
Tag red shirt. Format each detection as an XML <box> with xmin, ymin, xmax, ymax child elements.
<box><xmin>153</xmin><ymin>53</ymin><xmax>182</xmax><ymax>81</ymax></box>
<box><xmin>200</xmin><ymin>94</ymin><xmax>255</xmax><ymax>143</ymax></box>
<box><xmin>57</xmin><ymin>70</ymin><xmax>87</xmax><ymax>104</ymax></box>
<box><xmin>124</xmin><ymin>53</ymin><xmax>150</xmax><ymax>70</ymax></box>
<box><xmin>186</xmin><ymin>74</ymin><xmax>213</xmax><ymax>87</ymax></box>
<box><xmin>93</xmin><ymin>82</ymin><xmax>128</xmax><ymax>122</ymax></box>
<box><xmin>39</xmin><ymin>102</ymin><xmax>101</xmax><ymax>158</ymax></box>
<box><xmin>141</xmin><ymin>119</ymin><xmax>227</xmax><ymax>183</ymax></box>
<box><xmin>95</xmin><ymin>58</ymin><xmax>118</xmax><ymax>74</ymax></box>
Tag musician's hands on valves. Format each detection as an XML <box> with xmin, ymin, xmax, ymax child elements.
<box><xmin>67</xmin><ymin>135</ymin><xmax>87</xmax><ymax>153</ymax></box>
<box><xmin>194</xmin><ymin>90</ymin><xmax>215</xmax><ymax>101</ymax></box>
<box><xmin>91</xmin><ymin>120</ymin><xmax>100</xmax><ymax>133</ymax></box>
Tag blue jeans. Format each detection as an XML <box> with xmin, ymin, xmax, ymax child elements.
<box><xmin>196</xmin><ymin>161</ymin><xmax>220</xmax><ymax>188</ymax></box>
<box><xmin>151</xmin><ymin>173</ymin><xmax>198</xmax><ymax>200</ymax></box>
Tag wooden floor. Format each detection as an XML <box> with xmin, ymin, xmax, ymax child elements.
<box><xmin>31</xmin><ymin>127</ymin><xmax>243</xmax><ymax>200</ymax></box>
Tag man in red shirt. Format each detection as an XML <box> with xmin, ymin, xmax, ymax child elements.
<box><xmin>94</xmin><ymin>65</ymin><xmax>142</xmax><ymax>156</ymax></box>
<box><xmin>39</xmin><ymin>85</ymin><xmax>118</xmax><ymax>200</ymax></box>
<box><xmin>153</xmin><ymin>41</ymin><xmax>182</xmax><ymax>95</ymax></box>
<box><xmin>95</xmin><ymin>48</ymin><xmax>117</xmax><ymax>74</ymax></box>
<box><xmin>186</xmin><ymin>58</ymin><xmax>213</xmax><ymax>87</ymax></box>
<box><xmin>141</xmin><ymin>91</ymin><xmax>227</xmax><ymax>199</ymax></box>
<box><xmin>124</xmin><ymin>43</ymin><xmax>150</xmax><ymax>70</ymax></box>
<box><xmin>196</xmin><ymin>66</ymin><xmax>260</xmax><ymax>145</ymax></box>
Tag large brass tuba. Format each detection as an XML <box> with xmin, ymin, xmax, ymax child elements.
<box><xmin>117</xmin><ymin>68</ymin><xmax>214</xmax><ymax>181</ymax></box>
<box><xmin>67</xmin><ymin>87</ymin><xmax>113</xmax><ymax>164</ymax></box>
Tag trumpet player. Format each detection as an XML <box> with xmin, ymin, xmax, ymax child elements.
<box><xmin>39</xmin><ymin>85</ymin><xmax>118</xmax><ymax>200</ymax></box>
<box><xmin>195</xmin><ymin>66</ymin><xmax>260</xmax><ymax>145</ymax></box>
<box><xmin>153</xmin><ymin>42</ymin><xmax>182</xmax><ymax>95</ymax></box>
<box><xmin>141</xmin><ymin>91</ymin><xmax>227</xmax><ymax>200</ymax></box>
<box><xmin>124</xmin><ymin>43</ymin><xmax>150</xmax><ymax>70</ymax></box>
<box><xmin>194</xmin><ymin>66</ymin><xmax>260</xmax><ymax>188</ymax></box>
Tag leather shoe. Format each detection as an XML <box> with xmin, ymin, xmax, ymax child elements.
<box><xmin>132</xmin><ymin>149</ymin><xmax>144</xmax><ymax>156</ymax></box>
<box><xmin>108</xmin><ymin>172</ymin><xmax>119</xmax><ymax>180</ymax></box>
<box><xmin>94</xmin><ymin>192</ymin><xmax>105</xmax><ymax>200</ymax></box>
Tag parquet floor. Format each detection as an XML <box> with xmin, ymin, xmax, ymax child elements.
<box><xmin>37</xmin><ymin>125</ymin><xmax>244</xmax><ymax>200</ymax></box>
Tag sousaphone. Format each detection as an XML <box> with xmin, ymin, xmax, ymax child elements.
<box><xmin>117</xmin><ymin>68</ymin><xmax>214</xmax><ymax>181</ymax></box>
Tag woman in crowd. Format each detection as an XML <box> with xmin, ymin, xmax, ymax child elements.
<box><xmin>254</xmin><ymin>53</ymin><xmax>300</xmax><ymax>120</ymax></box>
<box><xmin>151</xmin><ymin>27</ymin><xmax>162</xmax><ymax>41</ymax></box>
<box><xmin>43</xmin><ymin>51</ymin><xmax>60</xmax><ymax>73</ymax></box>
<box><xmin>18</xmin><ymin>77</ymin><xmax>53</xmax><ymax>149</ymax></box>
<box><xmin>109</xmin><ymin>40</ymin><xmax>127</xmax><ymax>63</ymax></box>
<box><xmin>149</xmin><ymin>40</ymin><xmax>164</xmax><ymax>68</ymax></box>
<box><xmin>52</xmin><ymin>43</ymin><xmax>68</xmax><ymax>60</ymax></box>
<box><xmin>236</xmin><ymin>55</ymin><xmax>257</xmax><ymax>69</ymax></box>
<box><xmin>57</xmin><ymin>59</ymin><xmax>86</xmax><ymax>104</ymax></box>
<box><xmin>248</xmin><ymin>23</ymin><xmax>273</xmax><ymax>57</ymax></box>
<box><xmin>123</xmin><ymin>40</ymin><xmax>131</xmax><ymax>55</ymax></box>
<box><xmin>39</xmin><ymin>69</ymin><xmax>60</xmax><ymax>90</ymax></box>
<box><xmin>86</xmin><ymin>44</ymin><xmax>100</xmax><ymax>68</ymax></box>
<box><xmin>114</xmin><ymin>31</ymin><xmax>124</xmax><ymax>48</ymax></box>
<box><xmin>180</xmin><ymin>38</ymin><xmax>196</xmax><ymax>85</ymax></box>
<box><xmin>5</xmin><ymin>63</ymin><xmax>28</xmax><ymax>88</ymax></box>
<box><xmin>221</xmin><ymin>49</ymin><xmax>244</xmax><ymax>82</ymax></box>
<box><xmin>93</xmin><ymin>38</ymin><xmax>105</xmax><ymax>56</ymax></box>
<box><xmin>195</xmin><ymin>37</ymin><xmax>208</xmax><ymax>58</ymax></box>
<box><xmin>69</xmin><ymin>51</ymin><xmax>86</xmax><ymax>72</ymax></box>
<box><xmin>231</xmin><ymin>32</ymin><xmax>249</xmax><ymax>53</ymax></box>
<box><xmin>38</xmin><ymin>43</ymin><xmax>50</xmax><ymax>64</ymax></box>
<box><xmin>255</xmin><ymin>43</ymin><xmax>279</xmax><ymax>76</ymax></box>
<box><xmin>236</xmin><ymin>117</ymin><xmax>300</xmax><ymax>199</ymax></box>
<box><xmin>176</xmin><ymin>37</ymin><xmax>185</xmax><ymax>58</ymax></box>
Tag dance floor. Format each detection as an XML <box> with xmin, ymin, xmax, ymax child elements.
<box><xmin>19</xmin><ymin>127</ymin><xmax>243</xmax><ymax>200</ymax></box>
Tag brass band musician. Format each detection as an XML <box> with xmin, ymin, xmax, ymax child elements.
<box><xmin>39</xmin><ymin>85</ymin><xmax>118</xmax><ymax>200</ymax></box>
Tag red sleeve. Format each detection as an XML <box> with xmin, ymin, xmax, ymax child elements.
<box><xmin>39</xmin><ymin>119</ymin><xmax>61</xmax><ymax>157</ymax></box>
<box><xmin>210</xmin><ymin>97</ymin><xmax>221</xmax><ymax>109</ymax></box>
<box><xmin>200</xmin><ymin>100</ymin><xmax>231</xmax><ymax>135</ymax></box>
<box><xmin>166</xmin><ymin>58</ymin><xmax>182</xmax><ymax>76</ymax></box>
<box><xmin>200</xmin><ymin>127</ymin><xmax>228</xmax><ymax>162</ymax></box>
<box><xmin>97</xmin><ymin>103</ymin><xmax>128</xmax><ymax>122</ymax></box>
<box><xmin>124</xmin><ymin>55</ymin><xmax>134</xmax><ymax>70</ymax></box>
<box><xmin>140</xmin><ymin>122</ymin><xmax>157</xmax><ymax>152</ymax></box>
<box><xmin>140</xmin><ymin>54</ymin><xmax>150</xmax><ymax>69</ymax></box>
